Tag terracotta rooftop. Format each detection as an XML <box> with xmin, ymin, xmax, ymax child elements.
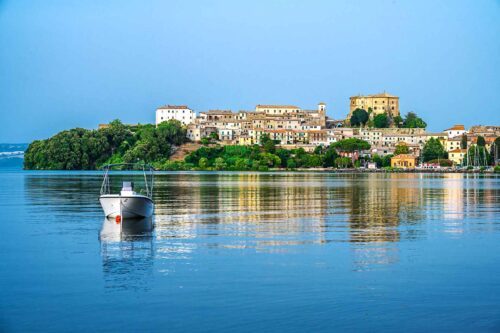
<box><xmin>256</xmin><ymin>105</ymin><xmax>300</xmax><ymax>109</ymax></box>
<box><xmin>392</xmin><ymin>154</ymin><xmax>417</xmax><ymax>159</ymax></box>
<box><xmin>157</xmin><ymin>105</ymin><xmax>190</xmax><ymax>109</ymax></box>
<box><xmin>205</xmin><ymin>110</ymin><xmax>234</xmax><ymax>114</ymax></box>
<box><xmin>351</xmin><ymin>92</ymin><xmax>398</xmax><ymax>98</ymax></box>
<box><xmin>445</xmin><ymin>125</ymin><xmax>465</xmax><ymax>131</ymax></box>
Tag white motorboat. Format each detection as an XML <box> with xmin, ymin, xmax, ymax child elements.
<box><xmin>99</xmin><ymin>164</ymin><xmax>155</xmax><ymax>219</ymax></box>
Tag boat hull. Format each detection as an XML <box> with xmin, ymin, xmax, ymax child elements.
<box><xmin>99</xmin><ymin>195</ymin><xmax>154</xmax><ymax>218</ymax></box>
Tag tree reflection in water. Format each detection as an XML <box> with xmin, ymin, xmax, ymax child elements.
<box><xmin>22</xmin><ymin>172</ymin><xmax>500</xmax><ymax>275</ymax></box>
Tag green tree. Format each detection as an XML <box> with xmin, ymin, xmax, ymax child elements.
<box><xmin>214</xmin><ymin>157</ymin><xmax>226</xmax><ymax>170</ymax></box>
<box><xmin>490</xmin><ymin>137</ymin><xmax>500</xmax><ymax>163</ymax></box>
<box><xmin>403</xmin><ymin>112</ymin><xmax>427</xmax><ymax>128</ymax></box>
<box><xmin>323</xmin><ymin>146</ymin><xmax>339</xmax><ymax>167</ymax></box>
<box><xmin>333</xmin><ymin>138</ymin><xmax>371</xmax><ymax>152</ymax></box>
<box><xmin>234</xmin><ymin>158</ymin><xmax>250</xmax><ymax>170</ymax></box>
<box><xmin>260</xmin><ymin>134</ymin><xmax>276</xmax><ymax>153</ymax></box>
<box><xmin>382</xmin><ymin>154</ymin><xmax>393</xmax><ymax>167</ymax></box>
<box><xmin>333</xmin><ymin>138</ymin><xmax>371</xmax><ymax>165</ymax></box>
<box><xmin>275</xmin><ymin>148</ymin><xmax>291</xmax><ymax>168</ymax></box>
<box><xmin>334</xmin><ymin>157</ymin><xmax>352</xmax><ymax>168</ymax></box>
<box><xmin>156</xmin><ymin>120</ymin><xmax>187</xmax><ymax>146</ymax></box>
<box><xmin>422</xmin><ymin>138</ymin><xmax>447</xmax><ymax>162</ymax></box>
<box><xmin>460</xmin><ymin>134</ymin><xmax>468</xmax><ymax>149</ymax></box>
<box><xmin>313</xmin><ymin>145</ymin><xmax>324</xmax><ymax>155</ymax></box>
<box><xmin>394</xmin><ymin>143</ymin><xmax>410</xmax><ymax>155</ymax></box>
<box><xmin>393</xmin><ymin>115</ymin><xmax>404</xmax><ymax>128</ymax></box>
<box><xmin>259</xmin><ymin>152</ymin><xmax>281</xmax><ymax>168</ymax></box>
<box><xmin>286</xmin><ymin>158</ymin><xmax>297</xmax><ymax>169</ymax></box>
<box><xmin>464</xmin><ymin>145</ymin><xmax>491</xmax><ymax>166</ymax></box>
<box><xmin>350</xmin><ymin>109</ymin><xmax>369</xmax><ymax>127</ymax></box>
<box><xmin>199</xmin><ymin>157</ymin><xmax>209</xmax><ymax>169</ymax></box>
<box><xmin>209</xmin><ymin>131</ymin><xmax>219</xmax><ymax>141</ymax></box>
<box><xmin>373</xmin><ymin>113</ymin><xmax>389</xmax><ymax>128</ymax></box>
<box><xmin>476</xmin><ymin>136</ymin><xmax>486</xmax><ymax>147</ymax></box>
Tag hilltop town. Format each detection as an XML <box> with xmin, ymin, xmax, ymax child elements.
<box><xmin>26</xmin><ymin>92</ymin><xmax>499</xmax><ymax>171</ymax></box>
<box><xmin>153</xmin><ymin>92</ymin><xmax>499</xmax><ymax>168</ymax></box>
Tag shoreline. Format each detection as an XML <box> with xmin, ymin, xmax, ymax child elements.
<box><xmin>18</xmin><ymin>167</ymin><xmax>499</xmax><ymax>174</ymax></box>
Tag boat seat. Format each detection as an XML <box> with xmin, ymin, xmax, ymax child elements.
<box><xmin>121</xmin><ymin>181</ymin><xmax>136</xmax><ymax>195</ymax></box>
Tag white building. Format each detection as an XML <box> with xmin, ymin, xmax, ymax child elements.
<box><xmin>156</xmin><ymin>105</ymin><xmax>195</xmax><ymax>126</ymax></box>
<box><xmin>444</xmin><ymin>125</ymin><xmax>466</xmax><ymax>138</ymax></box>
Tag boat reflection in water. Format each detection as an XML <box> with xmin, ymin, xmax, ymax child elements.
<box><xmin>99</xmin><ymin>217</ymin><xmax>155</xmax><ymax>291</ymax></box>
<box><xmin>100</xmin><ymin>216</ymin><xmax>154</xmax><ymax>241</ymax></box>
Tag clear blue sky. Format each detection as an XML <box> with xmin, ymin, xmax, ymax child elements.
<box><xmin>1</xmin><ymin>0</ymin><xmax>499</xmax><ymax>142</ymax></box>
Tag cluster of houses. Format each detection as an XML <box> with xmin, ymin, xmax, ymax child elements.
<box><xmin>154</xmin><ymin>93</ymin><xmax>499</xmax><ymax>168</ymax></box>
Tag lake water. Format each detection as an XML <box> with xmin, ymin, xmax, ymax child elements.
<box><xmin>1</xmin><ymin>170</ymin><xmax>500</xmax><ymax>332</ymax></box>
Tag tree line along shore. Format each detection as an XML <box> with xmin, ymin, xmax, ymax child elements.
<box><xmin>24</xmin><ymin>120</ymin><xmax>500</xmax><ymax>172</ymax></box>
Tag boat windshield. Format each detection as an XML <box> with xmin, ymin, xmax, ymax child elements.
<box><xmin>100</xmin><ymin>163</ymin><xmax>155</xmax><ymax>198</ymax></box>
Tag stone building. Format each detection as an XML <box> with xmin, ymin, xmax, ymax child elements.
<box><xmin>348</xmin><ymin>92</ymin><xmax>399</xmax><ymax>119</ymax></box>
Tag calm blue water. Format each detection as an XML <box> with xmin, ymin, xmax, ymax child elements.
<box><xmin>1</xmin><ymin>170</ymin><xmax>500</xmax><ymax>332</ymax></box>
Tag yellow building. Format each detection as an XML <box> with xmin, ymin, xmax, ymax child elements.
<box><xmin>237</xmin><ymin>136</ymin><xmax>254</xmax><ymax>145</ymax></box>
<box><xmin>448</xmin><ymin>149</ymin><xmax>467</xmax><ymax>166</ymax></box>
<box><xmin>391</xmin><ymin>154</ymin><xmax>417</xmax><ymax>169</ymax></box>
<box><xmin>349</xmin><ymin>92</ymin><xmax>399</xmax><ymax>119</ymax></box>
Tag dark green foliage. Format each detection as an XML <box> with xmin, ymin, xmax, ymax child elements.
<box><xmin>323</xmin><ymin>146</ymin><xmax>339</xmax><ymax>167</ymax></box>
<box><xmin>394</xmin><ymin>143</ymin><xmax>409</xmax><ymax>155</ymax></box>
<box><xmin>393</xmin><ymin>115</ymin><xmax>404</xmax><ymax>128</ymax></box>
<box><xmin>276</xmin><ymin>149</ymin><xmax>292</xmax><ymax>168</ymax></box>
<box><xmin>402</xmin><ymin>112</ymin><xmax>427</xmax><ymax>128</ymax></box>
<box><xmin>334</xmin><ymin>157</ymin><xmax>352</xmax><ymax>168</ymax></box>
<box><xmin>476</xmin><ymin>136</ymin><xmax>486</xmax><ymax>147</ymax></box>
<box><xmin>491</xmin><ymin>137</ymin><xmax>500</xmax><ymax>161</ymax></box>
<box><xmin>209</xmin><ymin>132</ymin><xmax>219</xmax><ymax>141</ymax></box>
<box><xmin>24</xmin><ymin>119</ymin><xmax>186</xmax><ymax>170</ymax></box>
<box><xmin>350</xmin><ymin>109</ymin><xmax>369</xmax><ymax>127</ymax></box>
<box><xmin>184</xmin><ymin>144</ymin><xmax>283</xmax><ymax>171</ymax></box>
<box><xmin>332</xmin><ymin>138</ymin><xmax>371</xmax><ymax>152</ymax></box>
<box><xmin>25</xmin><ymin>127</ymin><xmax>116</xmax><ymax>170</ymax></box>
<box><xmin>422</xmin><ymin>138</ymin><xmax>447</xmax><ymax>162</ymax></box>
<box><xmin>260</xmin><ymin>134</ymin><xmax>277</xmax><ymax>153</ymax></box>
<box><xmin>460</xmin><ymin>134</ymin><xmax>468</xmax><ymax>149</ymax></box>
<box><xmin>371</xmin><ymin>154</ymin><xmax>393</xmax><ymax>168</ymax></box>
<box><xmin>427</xmin><ymin>159</ymin><xmax>453</xmax><ymax>167</ymax></box>
<box><xmin>183</xmin><ymin>142</ymin><xmax>348</xmax><ymax>171</ymax></box>
<box><xmin>464</xmin><ymin>145</ymin><xmax>492</xmax><ymax>166</ymax></box>
<box><xmin>373</xmin><ymin>113</ymin><xmax>389</xmax><ymax>128</ymax></box>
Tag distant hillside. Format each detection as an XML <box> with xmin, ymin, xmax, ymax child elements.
<box><xmin>0</xmin><ymin>143</ymin><xmax>28</xmax><ymax>169</ymax></box>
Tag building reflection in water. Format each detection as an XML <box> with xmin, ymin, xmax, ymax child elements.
<box><xmin>21</xmin><ymin>172</ymin><xmax>500</xmax><ymax>275</ymax></box>
<box><xmin>99</xmin><ymin>217</ymin><xmax>155</xmax><ymax>291</ymax></box>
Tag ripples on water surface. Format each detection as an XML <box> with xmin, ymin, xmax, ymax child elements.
<box><xmin>1</xmin><ymin>171</ymin><xmax>500</xmax><ymax>332</ymax></box>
